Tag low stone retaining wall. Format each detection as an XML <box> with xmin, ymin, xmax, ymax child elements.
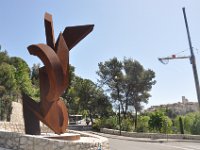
<box><xmin>100</xmin><ymin>128</ymin><xmax>200</xmax><ymax>140</ymax></box>
<box><xmin>10</xmin><ymin>102</ymin><xmax>24</xmax><ymax>124</ymax></box>
<box><xmin>0</xmin><ymin>122</ymin><xmax>24</xmax><ymax>133</ymax></box>
<box><xmin>68</xmin><ymin>125</ymin><xmax>92</xmax><ymax>131</ymax></box>
<box><xmin>0</xmin><ymin>122</ymin><xmax>55</xmax><ymax>134</ymax></box>
<box><xmin>0</xmin><ymin>130</ymin><xmax>109</xmax><ymax>150</ymax></box>
<box><xmin>0</xmin><ymin>122</ymin><xmax>110</xmax><ymax>150</ymax></box>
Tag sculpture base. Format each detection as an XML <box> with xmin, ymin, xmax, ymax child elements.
<box><xmin>43</xmin><ymin>132</ymin><xmax>80</xmax><ymax>141</ymax></box>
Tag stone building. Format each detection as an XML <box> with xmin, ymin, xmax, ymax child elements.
<box><xmin>146</xmin><ymin>96</ymin><xmax>199</xmax><ymax>115</ymax></box>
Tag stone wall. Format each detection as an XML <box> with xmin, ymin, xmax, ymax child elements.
<box><xmin>0</xmin><ymin>121</ymin><xmax>57</xmax><ymax>134</ymax></box>
<box><xmin>100</xmin><ymin>128</ymin><xmax>200</xmax><ymax>140</ymax></box>
<box><xmin>10</xmin><ymin>102</ymin><xmax>24</xmax><ymax>124</ymax></box>
<box><xmin>0</xmin><ymin>122</ymin><xmax>25</xmax><ymax>133</ymax></box>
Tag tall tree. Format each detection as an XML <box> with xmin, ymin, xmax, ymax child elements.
<box><xmin>95</xmin><ymin>89</ymin><xmax>113</xmax><ymax>117</ymax></box>
<box><xmin>62</xmin><ymin>65</ymin><xmax>78</xmax><ymax>112</ymax></box>
<box><xmin>9</xmin><ymin>57</ymin><xmax>34</xmax><ymax>100</ymax></box>
<box><xmin>30</xmin><ymin>63</ymin><xmax>40</xmax><ymax>100</ymax></box>
<box><xmin>63</xmin><ymin>65</ymin><xmax>112</xmax><ymax>121</ymax></box>
<box><xmin>0</xmin><ymin>85</ymin><xmax>6</xmax><ymax>120</ymax></box>
<box><xmin>97</xmin><ymin>57</ymin><xmax>156</xmax><ymax>129</ymax></box>
<box><xmin>0</xmin><ymin>63</ymin><xmax>16</xmax><ymax>121</ymax></box>
<box><xmin>0</xmin><ymin>48</ymin><xmax>38</xmax><ymax>120</ymax></box>
<box><xmin>0</xmin><ymin>50</ymin><xmax>9</xmax><ymax>64</ymax></box>
<box><xmin>31</xmin><ymin>63</ymin><xmax>40</xmax><ymax>87</ymax></box>
<box><xmin>97</xmin><ymin>57</ymin><xmax>124</xmax><ymax>112</ymax></box>
<box><xmin>123</xmin><ymin>58</ymin><xmax>156</xmax><ymax>128</ymax></box>
<box><xmin>0</xmin><ymin>62</ymin><xmax>17</xmax><ymax>93</ymax></box>
<box><xmin>74</xmin><ymin>78</ymin><xmax>101</xmax><ymax>124</ymax></box>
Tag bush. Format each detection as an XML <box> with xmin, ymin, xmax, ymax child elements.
<box><xmin>136</xmin><ymin>116</ymin><xmax>150</xmax><ymax>132</ymax></box>
<box><xmin>121</xmin><ymin>118</ymin><xmax>134</xmax><ymax>132</ymax></box>
<box><xmin>148</xmin><ymin>110</ymin><xmax>172</xmax><ymax>133</ymax></box>
<box><xmin>104</xmin><ymin>116</ymin><xmax>118</xmax><ymax>129</ymax></box>
<box><xmin>92</xmin><ymin>118</ymin><xmax>102</xmax><ymax>131</ymax></box>
<box><xmin>92</xmin><ymin>116</ymin><xmax>135</xmax><ymax>132</ymax></box>
<box><xmin>148</xmin><ymin>110</ymin><xmax>164</xmax><ymax>132</ymax></box>
<box><xmin>184</xmin><ymin>113</ymin><xmax>196</xmax><ymax>134</ymax></box>
<box><xmin>191</xmin><ymin>113</ymin><xmax>200</xmax><ymax>135</ymax></box>
<box><xmin>173</xmin><ymin>113</ymin><xmax>197</xmax><ymax>134</ymax></box>
<box><xmin>174</xmin><ymin>115</ymin><xmax>183</xmax><ymax>134</ymax></box>
<box><xmin>160</xmin><ymin>116</ymin><xmax>172</xmax><ymax>134</ymax></box>
<box><xmin>92</xmin><ymin>116</ymin><xmax>118</xmax><ymax>131</ymax></box>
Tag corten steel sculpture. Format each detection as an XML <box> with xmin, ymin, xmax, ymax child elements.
<box><xmin>22</xmin><ymin>12</ymin><xmax>94</xmax><ymax>135</ymax></box>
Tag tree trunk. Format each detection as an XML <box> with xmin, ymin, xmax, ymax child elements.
<box><xmin>89</xmin><ymin>111</ymin><xmax>93</xmax><ymax>125</ymax></box>
<box><xmin>179</xmin><ymin>116</ymin><xmax>184</xmax><ymax>134</ymax></box>
<box><xmin>120</xmin><ymin>101</ymin><xmax>124</xmax><ymax>117</ymax></box>
<box><xmin>124</xmin><ymin>99</ymin><xmax>128</xmax><ymax>118</ymax></box>
<box><xmin>0</xmin><ymin>99</ymin><xmax>2</xmax><ymax>121</ymax></box>
<box><xmin>134</xmin><ymin>109</ymin><xmax>138</xmax><ymax>130</ymax></box>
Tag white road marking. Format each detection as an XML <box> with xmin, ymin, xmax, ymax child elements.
<box><xmin>184</xmin><ymin>146</ymin><xmax>200</xmax><ymax>150</ymax></box>
<box><xmin>161</xmin><ymin>144</ymin><xmax>200</xmax><ymax>150</ymax></box>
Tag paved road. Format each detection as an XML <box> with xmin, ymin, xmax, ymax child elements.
<box><xmin>94</xmin><ymin>132</ymin><xmax>200</xmax><ymax>150</ymax></box>
<box><xmin>109</xmin><ymin>138</ymin><xmax>200</xmax><ymax>150</ymax></box>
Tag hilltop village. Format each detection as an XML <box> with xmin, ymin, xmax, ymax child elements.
<box><xmin>146</xmin><ymin>96</ymin><xmax>199</xmax><ymax>115</ymax></box>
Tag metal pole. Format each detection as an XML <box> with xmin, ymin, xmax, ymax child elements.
<box><xmin>119</xmin><ymin>104</ymin><xmax>121</xmax><ymax>135</ymax></box>
<box><xmin>115</xmin><ymin>75</ymin><xmax>122</xmax><ymax>135</ymax></box>
<box><xmin>117</xmin><ymin>88</ymin><xmax>122</xmax><ymax>135</ymax></box>
<box><xmin>182</xmin><ymin>7</ymin><xmax>200</xmax><ymax>108</ymax></box>
<box><xmin>0</xmin><ymin>98</ymin><xmax>1</xmax><ymax>120</ymax></box>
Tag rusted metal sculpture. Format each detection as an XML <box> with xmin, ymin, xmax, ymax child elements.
<box><xmin>22</xmin><ymin>12</ymin><xmax>94</xmax><ymax>135</ymax></box>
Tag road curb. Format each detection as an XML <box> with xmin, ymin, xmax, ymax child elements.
<box><xmin>90</xmin><ymin>131</ymin><xmax>200</xmax><ymax>143</ymax></box>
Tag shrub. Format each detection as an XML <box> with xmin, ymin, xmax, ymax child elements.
<box><xmin>191</xmin><ymin>113</ymin><xmax>200</xmax><ymax>135</ymax></box>
<box><xmin>92</xmin><ymin>116</ymin><xmax>118</xmax><ymax>131</ymax></box>
<box><xmin>148</xmin><ymin>110</ymin><xmax>172</xmax><ymax>133</ymax></box>
<box><xmin>92</xmin><ymin>118</ymin><xmax>102</xmax><ymax>131</ymax></box>
<box><xmin>174</xmin><ymin>113</ymin><xmax>197</xmax><ymax>134</ymax></box>
<box><xmin>148</xmin><ymin>110</ymin><xmax>164</xmax><ymax>132</ymax></box>
<box><xmin>121</xmin><ymin>118</ymin><xmax>134</xmax><ymax>132</ymax></box>
<box><xmin>160</xmin><ymin>116</ymin><xmax>172</xmax><ymax>134</ymax></box>
<box><xmin>136</xmin><ymin>116</ymin><xmax>150</xmax><ymax>132</ymax></box>
<box><xmin>184</xmin><ymin>113</ymin><xmax>195</xmax><ymax>134</ymax></box>
<box><xmin>104</xmin><ymin>116</ymin><xmax>118</xmax><ymax>129</ymax></box>
<box><xmin>174</xmin><ymin>115</ymin><xmax>183</xmax><ymax>134</ymax></box>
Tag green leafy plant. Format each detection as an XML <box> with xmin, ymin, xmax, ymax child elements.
<box><xmin>191</xmin><ymin>113</ymin><xmax>200</xmax><ymax>135</ymax></box>
<box><xmin>136</xmin><ymin>115</ymin><xmax>150</xmax><ymax>132</ymax></box>
<box><xmin>121</xmin><ymin>117</ymin><xmax>134</xmax><ymax>132</ymax></box>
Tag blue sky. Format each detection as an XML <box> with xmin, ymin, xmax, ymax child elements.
<box><xmin>1</xmin><ymin>1</ymin><xmax>200</xmax><ymax>108</ymax></box>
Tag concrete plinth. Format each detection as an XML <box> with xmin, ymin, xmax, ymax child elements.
<box><xmin>43</xmin><ymin>132</ymin><xmax>80</xmax><ymax>140</ymax></box>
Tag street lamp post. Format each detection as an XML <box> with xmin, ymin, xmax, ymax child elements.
<box><xmin>0</xmin><ymin>98</ymin><xmax>1</xmax><ymax>120</ymax></box>
<box><xmin>118</xmin><ymin>102</ymin><xmax>121</xmax><ymax>135</ymax></box>
<box><xmin>115</xmin><ymin>76</ymin><xmax>121</xmax><ymax>135</ymax></box>
<box><xmin>182</xmin><ymin>8</ymin><xmax>200</xmax><ymax>108</ymax></box>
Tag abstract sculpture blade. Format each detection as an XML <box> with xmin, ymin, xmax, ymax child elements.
<box><xmin>22</xmin><ymin>12</ymin><xmax>94</xmax><ymax>135</ymax></box>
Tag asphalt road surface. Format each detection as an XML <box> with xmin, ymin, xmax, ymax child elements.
<box><xmin>109</xmin><ymin>138</ymin><xmax>200</xmax><ymax>150</ymax></box>
<box><xmin>94</xmin><ymin>132</ymin><xmax>200</xmax><ymax>150</ymax></box>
